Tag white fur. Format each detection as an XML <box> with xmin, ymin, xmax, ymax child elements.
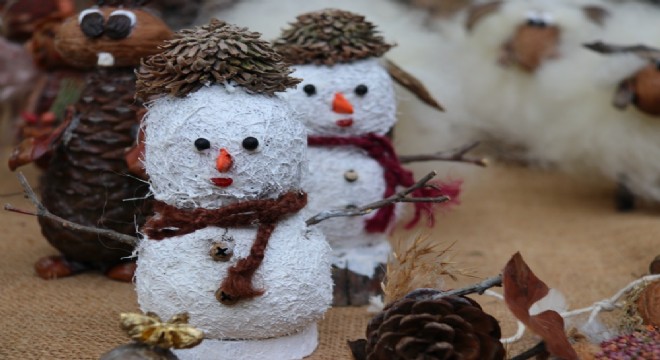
<box><xmin>143</xmin><ymin>85</ymin><xmax>307</xmax><ymax>209</ymax></box>
<box><xmin>285</xmin><ymin>59</ymin><xmax>396</xmax><ymax>136</ymax></box>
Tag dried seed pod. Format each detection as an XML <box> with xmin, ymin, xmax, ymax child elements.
<box><xmin>120</xmin><ymin>312</ymin><xmax>204</xmax><ymax>349</ymax></box>
<box><xmin>636</xmin><ymin>280</ymin><xmax>660</xmax><ymax>327</ymax></box>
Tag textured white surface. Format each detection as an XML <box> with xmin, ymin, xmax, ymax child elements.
<box><xmin>284</xmin><ymin>59</ymin><xmax>396</xmax><ymax>136</ymax></box>
<box><xmin>173</xmin><ymin>323</ymin><xmax>318</xmax><ymax>360</ymax></box>
<box><xmin>137</xmin><ymin>82</ymin><xmax>333</xmax><ymax>348</ymax></box>
<box><xmin>142</xmin><ymin>85</ymin><xmax>307</xmax><ymax>209</ymax></box>
<box><xmin>136</xmin><ymin>214</ymin><xmax>332</xmax><ymax>339</ymax></box>
<box><xmin>302</xmin><ymin>147</ymin><xmax>391</xmax><ymax>276</ymax></box>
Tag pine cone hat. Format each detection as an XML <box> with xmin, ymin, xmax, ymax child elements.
<box><xmin>272</xmin><ymin>8</ymin><xmax>393</xmax><ymax>66</ymax></box>
<box><xmin>364</xmin><ymin>290</ymin><xmax>505</xmax><ymax>360</ymax></box>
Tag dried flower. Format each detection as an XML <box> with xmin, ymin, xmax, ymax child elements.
<box><xmin>595</xmin><ymin>326</ymin><xmax>660</xmax><ymax>359</ymax></box>
<box><xmin>120</xmin><ymin>312</ymin><xmax>204</xmax><ymax>349</ymax></box>
<box><xmin>273</xmin><ymin>9</ymin><xmax>394</xmax><ymax>66</ymax></box>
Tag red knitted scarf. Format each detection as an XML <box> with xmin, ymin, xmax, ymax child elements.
<box><xmin>142</xmin><ymin>191</ymin><xmax>307</xmax><ymax>305</ymax></box>
<box><xmin>308</xmin><ymin>133</ymin><xmax>460</xmax><ymax>233</ymax></box>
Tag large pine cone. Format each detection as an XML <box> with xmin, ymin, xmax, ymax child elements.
<box><xmin>365</xmin><ymin>291</ymin><xmax>505</xmax><ymax>360</ymax></box>
<box><xmin>39</xmin><ymin>67</ymin><xmax>151</xmax><ymax>267</ymax></box>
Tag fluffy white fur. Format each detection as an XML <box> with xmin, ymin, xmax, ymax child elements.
<box><xmin>136</xmin><ymin>82</ymin><xmax>333</xmax><ymax>358</ymax></box>
<box><xmin>143</xmin><ymin>85</ymin><xmax>307</xmax><ymax>209</ymax></box>
<box><xmin>285</xmin><ymin>59</ymin><xmax>396</xmax><ymax>136</ymax></box>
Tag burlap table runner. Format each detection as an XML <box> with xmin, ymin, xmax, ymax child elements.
<box><xmin>1</xmin><ymin>146</ymin><xmax>657</xmax><ymax>359</ymax></box>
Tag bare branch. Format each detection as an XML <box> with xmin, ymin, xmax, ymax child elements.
<box><xmin>403</xmin><ymin>274</ymin><xmax>503</xmax><ymax>300</ymax></box>
<box><xmin>305</xmin><ymin>171</ymin><xmax>449</xmax><ymax>226</ymax></box>
<box><xmin>4</xmin><ymin>173</ymin><xmax>138</xmax><ymax>247</ymax></box>
<box><xmin>584</xmin><ymin>41</ymin><xmax>660</xmax><ymax>62</ymax></box>
<box><xmin>399</xmin><ymin>141</ymin><xmax>488</xmax><ymax>167</ymax></box>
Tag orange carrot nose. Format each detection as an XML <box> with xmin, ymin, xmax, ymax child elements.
<box><xmin>332</xmin><ymin>92</ymin><xmax>354</xmax><ymax>114</ymax></box>
<box><xmin>216</xmin><ymin>148</ymin><xmax>233</xmax><ymax>172</ymax></box>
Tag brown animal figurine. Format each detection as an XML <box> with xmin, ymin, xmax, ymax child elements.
<box><xmin>11</xmin><ymin>0</ymin><xmax>172</xmax><ymax>282</ymax></box>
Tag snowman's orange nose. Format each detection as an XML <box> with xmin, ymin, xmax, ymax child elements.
<box><xmin>216</xmin><ymin>148</ymin><xmax>233</xmax><ymax>172</ymax></box>
<box><xmin>332</xmin><ymin>92</ymin><xmax>354</xmax><ymax>114</ymax></box>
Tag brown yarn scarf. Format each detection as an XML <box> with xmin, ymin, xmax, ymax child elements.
<box><xmin>142</xmin><ymin>191</ymin><xmax>307</xmax><ymax>305</ymax></box>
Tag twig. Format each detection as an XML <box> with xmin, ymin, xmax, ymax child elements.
<box><xmin>435</xmin><ymin>274</ymin><xmax>503</xmax><ymax>298</ymax></box>
<box><xmin>560</xmin><ymin>274</ymin><xmax>660</xmax><ymax>326</ymax></box>
<box><xmin>510</xmin><ymin>341</ymin><xmax>548</xmax><ymax>360</ymax></box>
<box><xmin>398</xmin><ymin>141</ymin><xmax>487</xmax><ymax>167</ymax></box>
<box><xmin>305</xmin><ymin>171</ymin><xmax>449</xmax><ymax>226</ymax></box>
<box><xmin>4</xmin><ymin>172</ymin><xmax>138</xmax><ymax>246</ymax></box>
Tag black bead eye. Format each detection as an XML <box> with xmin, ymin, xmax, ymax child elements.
<box><xmin>105</xmin><ymin>10</ymin><xmax>136</xmax><ymax>39</ymax></box>
<box><xmin>303</xmin><ymin>84</ymin><xmax>316</xmax><ymax>96</ymax></box>
<box><xmin>194</xmin><ymin>138</ymin><xmax>211</xmax><ymax>151</ymax></box>
<box><xmin>355</xmin><ymin>84</ymin><xmax>368</xmax><ymax>96</ymax></box>
<box><xmin>79</xmin><ymin>9</ymin><xmax>105</xmax><ymax>39</ymax></box>
<box><xmin>242</xmin><ymin>137</ymin><xmax>259</xmax><ymax>151</ymax></box>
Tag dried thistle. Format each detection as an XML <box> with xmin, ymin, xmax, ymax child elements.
<box><xmin>136</xmin><ymin>19</ymin><xmax>300</xmax><ymax>100</ymax></box>
<box><xmin>120</xmin><ymin>312</ymin><xmax>204</xmax><ymax>349</ymax></box>
<box><xmin>383</xmin><ymin>233</ymin><xmax>463</xmax><ymax>303</ymax></box>
<box><xmin>273</xmin><ymin>9</ymin><xmax>394</xmax><ymax>66</ymax></box>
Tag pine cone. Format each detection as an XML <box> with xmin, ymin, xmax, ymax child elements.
<box><xmin>39</xmin><ymin>68</ymin><xmax>151</xmax><ymax>267</ymax></box>
<box><xmin>364</xmin><ymin>291</ymin><xmax>505</xmax><ymax>360</ymax></box>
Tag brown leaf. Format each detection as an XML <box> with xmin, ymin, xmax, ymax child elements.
<box><xmin>503</xmin><ymin>252</ymin><xmax>578</xmax><ymax>360</ymax></box>
<box><xmin>385</xmin><ymin>59</ymin><xmax>444</xmax><ymax>111</ymax></box>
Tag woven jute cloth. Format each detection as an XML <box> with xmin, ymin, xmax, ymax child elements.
<box><xmin>1</xmin><ymin>143</ymin><xmax>657</xmax><ymax>359</ymax></box>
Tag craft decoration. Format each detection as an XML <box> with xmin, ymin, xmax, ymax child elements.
<box><xmin>274</xmin><ymin>8</ymin><xmax>456</xmax><ymax>306</ymax></box>
<box><xmin>466</xmin><ymin>1</ymin><xmax>609</xmax><ymax>72</ymax></box>
<box><xmin>7</xmin><ymin>1</ymin><xmax>172</xmax><ymax>282</ymax></box>
<box><xmin>133</xmin><ymin>19</ymin><xmax>332</xmax><ymax>360</ymax></box>
<box><xmin>0</xmin><ymin>38</ymin><xmax>37</xmax><ymax>135</ymax></box>
<box><xmin>100</xmin><ymin>312</ymin><xmax>203</xmax><ymax>360</ymax></box>
<box><xmin>585</xmin><ymin>41</ymin><xmax>660</xmax><ymax>116</ymax></box>
<box><xmin>0</xmin><ymin>0</ymin><xmax>74</xmax><ymax>42</ymax></box>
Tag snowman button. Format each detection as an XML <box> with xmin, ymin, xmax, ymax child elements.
<box><xmin>210</xmin><ymin>242</ymin><xmax>233</xmax><ymax>261</ymax></box>
<box><xmin>344</xmin><ymin>169</ymin><xmax>358</xmax><ymax>182</ymax></box>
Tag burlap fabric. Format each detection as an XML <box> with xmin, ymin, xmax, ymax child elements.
<box><xmin>1</xmin><ymin>142</ymin><xmax>657</xmax><ymax>359</ymax></box>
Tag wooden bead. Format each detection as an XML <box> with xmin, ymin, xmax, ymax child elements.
<box><xmin>636</xmin><ymin>280</ymin><xmax>660</xmax><ymax>327</ymax></box>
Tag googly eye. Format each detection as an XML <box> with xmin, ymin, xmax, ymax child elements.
<box><xmin>194</xmin><ymin>138</ymin><xmax>211</xmax><ymax>151</ymax></box>
<box><xmin>105</xmin><ymin>10</ymin><xmax>136</xmax><ymax>39</ymax></box>
<box><xmin>241</xmin><ymin>136</ymin><xmax>259</xmax><ymax>151</ymax></box>
<box><xmin>354</xmin><ymin>84</ymin><xmax>368</xmax><ymax>96</ymax></box>
<box><xmin>79</xmin><ymin>9</ymin><xmax>104</xmax><ymax>38</ymax></box>
<box><xmin>303</xmin><ymin>84</ymin><xmax>316</xmax><ymax>96</ymax></box>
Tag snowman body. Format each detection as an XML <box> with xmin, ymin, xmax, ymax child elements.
<box><xmin>287</xmin><ymin>58</ymin><xmax>397</xmax><ymax>278</ymax></box>
<box><xmin>135</xmin><ymin>85</ymin><xmax>332</xmax><ymax>359</ymax></box>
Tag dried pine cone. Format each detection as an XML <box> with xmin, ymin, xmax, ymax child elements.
<box><xmin>273</xmin><ymin>9</ymin><xmax>394</xmax><ymax>66</ymax></box>
<box><xmin>364</xmin><ymin>291</ymin><xmax>505</xmax><ymax>360</ymax></box>
<box><xmin>136</xmin><ymin>18</ymin><xmax>299</xmax><ymax>100</ymax></box>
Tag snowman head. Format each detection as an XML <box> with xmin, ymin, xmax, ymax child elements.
<box><xmin>273</xmin><ymin>9</ymin><xmax>398</xmax><ymax>136</ymax></box>
<box><xmin>287</xmin><ymin>59</ymin><xmax>396</xmax><ymax>136</ymax></box>
<box><xmin>143</xmin><ymin>86</ymin><xmax>306</xmax><ymax>209</ymax></box>
<box><xmin>136</xmin><ymin>20</ymin><xmax>304</xmax><ymax>209</ymax></box>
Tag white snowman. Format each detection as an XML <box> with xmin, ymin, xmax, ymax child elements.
<box><xmin>133</xmin><ymin>20</ymin><xmax>332</xmax><ymax>360</ymax></box>
<box><xmin>273</xmin><ymin>9</ymin><xmax>450</xmax><ymax>302</ymax></box>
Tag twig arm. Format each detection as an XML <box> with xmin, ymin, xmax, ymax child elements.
<box><xmin>305</xmin><ymin>171</ymin><xmax>449</xmax><ymax>226</ymax></box>
<box><xmin>399</xmin><ymin>141</ymin><xmax>487</xmax><ymax>167</ymax></box>
<box><xmin>4</xmin><ymin>173</ymin><xmax>139</xmax><ymax>247</ymax></box>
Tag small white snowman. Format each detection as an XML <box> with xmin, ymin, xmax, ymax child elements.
<box><xmin>273</xmin><ymin>9</ymin><xmax>455</xmax><ymax>305</ymax></box>
<box><xmin>133</xmin><ymin>20</ymin><xmax>332</xmax><ymax>360</ymax></box>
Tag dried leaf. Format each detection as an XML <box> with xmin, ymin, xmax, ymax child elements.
<box><xmin>503</xmin><ymin>252</ymin><xmax>578</xmax><ymax>360</ymax></box>
<box><xmin>120</xmin><ymin>312</ymin><xmax>204</xmax><ymax>350</ymax></box>
<box><xmin>385</xmin><ymin>59</ymin><xmax>444</xmax><ymax>111</ymax></box>
<box><xmin>8</xmin><ymin>117</ymin><xmax>71</xmax><ymax>171</ymax></box>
